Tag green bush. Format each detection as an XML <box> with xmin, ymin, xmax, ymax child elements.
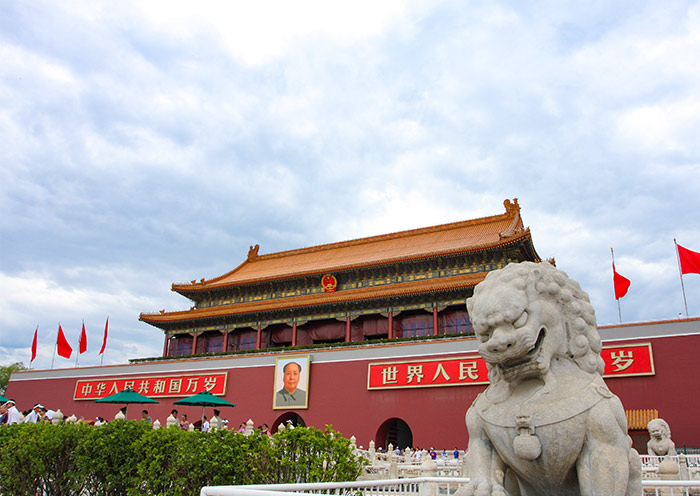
<box><xmin>0</xmin><ymin>422</ymin><xmax>87</xmax><ymax>496</ymax></box>
<box><xmin>76</xmin><ymin>418</ymin><xmax>152</xmax><ymax>496</ymax></box>
<box><xmin>0</xmin><ymin>422</ymin><xmax>362</xmax><ymax>496</ymax></box>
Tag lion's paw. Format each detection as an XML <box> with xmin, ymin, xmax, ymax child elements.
<box><xmin>462</xmin><ymin>480</ymin><xmax>507</xmax><ymax>496</ymax></box>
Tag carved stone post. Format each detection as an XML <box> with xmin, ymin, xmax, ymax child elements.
<box><xmin>389</xmin><ymin>451</ymin><xmax>398</xmax><ymax>479</ymax></box>
<box><xmin>245</xmin><ymin>419</ymin><xmax>255</xmax><ymax>436</ymax></box>
<box><xmin>679</xmin><ymin>454</ymin><xmax>689</xmax><ymax>480</ymax></box>
<box><xmin>166</xmin><ymin>413</ymin><xmax>177</xmax><ymax>428</ymax></box>
<box><xmin>152</xmin><ymin>419</ymin><xmax>161</xmax><ymax>430</ymax></box>
<box><xmin>657</xmin><ymin>456</ymin><xmax>680</xmax><ymax>496</ymax></box>
<box><xmin>278</xmin><ymin>423</ymin><xmax>286</xmax><ymax>433</ymax></box>
<box><xmin>420</xmin><ymin>460</ymin><xmax>438</xmax><ymax>496</ymax></box>
<box><xmin>369</xmin><ymin>440</ymin><xmax>376</xmax><ymax>462</ymax></box>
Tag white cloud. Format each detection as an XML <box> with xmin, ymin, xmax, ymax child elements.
<box><xmin>1</xmin><ymin>1</ymin><xmax>700</xmax><ymax>369</ymax></box>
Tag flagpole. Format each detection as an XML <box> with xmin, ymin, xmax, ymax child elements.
<box><xmin>611</xmin><ymin>248</ymin><xmax>623</xmax><ymax>324</ymax></box>
<box><xmin>76</xmin><ymin>321</ymin><xmax>81</xmax><ymax>368</ymax></box>
<box><xmin>674</xmin><ymin>239</ymin><xmax>689</xmax><ymax>318</ymax></box>
<box><xmin>52</xmin><ymin>323</ymin><xmax>58</xmax><ymax>369</ymax></box>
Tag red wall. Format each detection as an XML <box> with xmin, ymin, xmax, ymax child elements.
<box><xmin>7</xmin><ymin>333</ymin><xmax>699</xmax><ymax>450</ymax></box>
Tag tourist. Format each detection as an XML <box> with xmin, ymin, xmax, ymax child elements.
<box><xmin>141</xmin><ymin>409</ymin><xmax>152</xmax><ymax>424</ymax></box>
<box><xmin>2</xmin><ymin>400</ymin><xmax>22</xmax><ymax>425</ymax></box>
<box><xmin>201</xmin><ymin>415</ymin><xmax>210</xmax><ymax>432</ymax></box>
<box><xmin>180</xmin><ymin>413</ymin><xmax>190</xmax><ymax>430</ymax></box>
<box><xmin>261</xmin><ymin>423</ymin><xmax>272</xmax><ymax>437</ymax></box>
<box><xmin>236</xmin><ymin>422</ymin><xmax>246</xmax><ymax>433</ymax></box>
<box><xmin>24</xmin><ymin>403</ymin><xmax>45</xmax><ymax>424</ymax></box>
<box><xmin>211</xmin><ymin>409</ymin><xmax>223</xmax><ymax>431</ymax></box>
<box><xmin>168</xmin><ymin>409</ymin><xmax>180</xmax><ymax>427</ymax></box>
<box><xmin>95</xmin><ymin>416</ymin><xmax>106</xmax><ymax>426</ymax></box>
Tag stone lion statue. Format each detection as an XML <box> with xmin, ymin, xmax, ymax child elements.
<box><xmin>464</xmin><ymin>262</ymin><xmax>641</xmax><ymax>496</ymax></box>
<box><xmin>647</xmin><ymin>418</ymin><xmax>676</xmax><ymax>457</ymax></box>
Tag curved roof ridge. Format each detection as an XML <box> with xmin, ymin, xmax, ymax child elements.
<box><xmin>256</xmin><ymin>203</ymin><xmax>517</xmax><ymax>261</ymax></box>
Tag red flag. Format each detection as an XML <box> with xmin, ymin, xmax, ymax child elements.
<box><xmin>678</xmin><ymin>243</ymin><xmax>700</xmax><ymax>275</ymax></box>
<box><xmin>99</xmin><ymin>317</ymin><xmax>108</xmax><ymax>355</ymax></box>
<box><xmin>79</xmin><ymin>322</ymin><xmax>87</xmax><ymax>354</ymax></box>
<box><xmin>31</xmin><ymin>327</ymin><xmax>38</xmax><ymax>363</ymax></box>
<box><xmin>56</xmin><ymin>325</ymin><xmax>73</xmax><ymax>359</ymax></box>
<box><xmin>613</xmin><ymin>262</ymin><xmax>631</xmax><ymax>300</ymax></box>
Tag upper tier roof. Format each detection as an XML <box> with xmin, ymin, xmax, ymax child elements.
<box><xmin>173</xmin><ymin>198</ymin><xmax>535</xmax><ymax>294</ymax></box>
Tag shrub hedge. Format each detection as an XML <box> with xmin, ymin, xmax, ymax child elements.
<box><xmin>0</xmin><ymin>421</ymin><xmax>362</xmax><ymax>496</ymax></box>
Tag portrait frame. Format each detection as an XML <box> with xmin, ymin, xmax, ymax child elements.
<box><xmin>273</xmin><ymin>355</ymin><xmax>310</xmax><ymax>410</ymax></box>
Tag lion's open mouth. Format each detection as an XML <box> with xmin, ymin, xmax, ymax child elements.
<box><xmin>498</xmin><ymin>328</ymin><xmax>546</xmax><ymax>372</ymax></box>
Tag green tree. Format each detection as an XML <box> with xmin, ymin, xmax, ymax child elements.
<box><xmin>0</xmin><ymin>361</ymin><xmax>28</xmax><ymax>395</ymax></box>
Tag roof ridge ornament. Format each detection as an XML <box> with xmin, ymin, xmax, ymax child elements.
<box><xmin>504</xmin><ymin>198</ymin><xmax>520</xmax><ymax>215</ymax></box>
<box><xmin>499</xmin><ymin>198</ymin><xmax>524</xmax><ymax>239</ymax></box>
<box><xmin>248</xmin><ymin>244</ymin><xmax>260</xmax><ymax>261</ymax></box>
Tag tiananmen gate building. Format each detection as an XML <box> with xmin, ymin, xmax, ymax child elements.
<box><xmin>7</xmin><ymin>199</ymin><xmax>700</xmax><ymax>452</ymax></box>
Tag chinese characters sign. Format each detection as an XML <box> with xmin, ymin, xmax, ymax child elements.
<box><xmin>367</xmin><ymin>356</ymin><xmax>489</xmax><ymax>389</ymax></box>
<box><xmin>601</xmin><ymin>343</ymin><xmax>654</xmax><ymax>377</ymax></box>
<box><xmin>74</xmin><ymin>373</ymin><xmax>228</xmax><ymax>400</ymax></box>
<box><xmin>367</xmin><ymin>343</ymin><xmax>654</xmax><ymax>389</ymax></box>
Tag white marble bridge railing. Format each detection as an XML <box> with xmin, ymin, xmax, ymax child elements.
<box><xmin>640</xmin><ymin>455</ymin><xmax>700</xmax><ymax>481</ymax></box>
<box><xmin>352</xmin><ymin>439</ymin><xmax>700</xmax><ymax>482</ymax></box>
<box><xmin>201</xmin><ymin>477</ymin><xmax>700</xmax><ymax>496</ymax></box>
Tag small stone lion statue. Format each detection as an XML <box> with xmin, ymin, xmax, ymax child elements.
<box><xmin>464</xmin><ymin>262</ymin><xmax>641</xmax><ymax>496</ymax></box>
<box><xmin>647</xmin><ymin>418</ymin><xmax>676</xmax><ymax>457</ymax></box>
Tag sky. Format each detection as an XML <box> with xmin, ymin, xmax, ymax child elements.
<box><xmin>1</xmin><ymin>0</ymin><xmax>699</xmax><ymax>370</ymax></box>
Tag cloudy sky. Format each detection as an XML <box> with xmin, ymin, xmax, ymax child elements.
<box><xmin>2</xmin><ymin>1</ymin><xmax>699</xmax><ymax>370</ymax></box>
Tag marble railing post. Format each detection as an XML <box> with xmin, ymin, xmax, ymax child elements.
<box><xmin>679</xmin><ymin>454</ymin><xmax>689</xmax><ymax>480</ymax></box>
<box><xmin>420</xmin><ymin>460</ymin><xmax>438</xmax><ymax>496</ymax></box>
<box><xmin>245</xmin><ymin>419</ymin><xmax>255</xmax><ymax>436</ymax></box>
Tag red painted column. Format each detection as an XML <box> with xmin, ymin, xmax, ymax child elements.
<box><xmin>256</xmin><ymin>324</ymin><xmax>262</xmax><ymax>349</ymax></box>
<box><xmin>388</xmin><ymin>311</ymin><xmax>394</xmax><ymax>339</ymax></box>
<box><xmin>191</xmin><ymin>332</ymin><xmax>198</xmax><ymax>354</ymax></box>
<box><xmin>223</xmin><ymin>330</ymin><xmax>229</xmax><ymax>352</ymax></box>
<box><xmin>162</xmin><ymin>334</ymin><xmax>169</xmax><ymax>357</ymax></box>
<box><xmin>345</xmin><ymin>316</ymin><xmax>351</xmax><ymax>342</ymax></box>
<box><xmin>292</xmin><ymin>322</ymin><xmax>298</xmax><ymax>346</ymax></box>
<box><xmin>433</xmin><ymin>307</ymin><xmax>439</xmax><ymax>336</ymax></box>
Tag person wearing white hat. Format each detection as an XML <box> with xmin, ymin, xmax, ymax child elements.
<box><xmin>2</xmin><ymin>400</ymin><xmax>22</xmax><ymax>425</ymax></box>
<box><xmin>23</xmin><ymin>403</ymin><xmax>46</xmax><ymax>424</ymax></box>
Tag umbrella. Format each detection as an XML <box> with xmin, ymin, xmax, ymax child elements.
<box><xmin>94</xmin><ymin>388</ymin><xmax>159</xmax><ymax>420</ymax></box>
<box><xmin>174</xmin><ymin>390</ymin><xmax>235</xmax><ymax>424</ymax></box>
<box><xmin>0</xmin><ymin>394</ymin><xmax>10</xmax><ymax>404</ymax></box>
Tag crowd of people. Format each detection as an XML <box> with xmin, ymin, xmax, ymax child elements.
<box><xmin>1</xmin><ymin>400</ymin><xmax>52</xmax><ymax>424</ymax></box>
<box><xmin>0</xmin><ymin>398</ymin><xmax>279</xmax><ymax>435</ymax></box>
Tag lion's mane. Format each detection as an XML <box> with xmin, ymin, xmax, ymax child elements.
<box><xmin>468</xmin><ymin>261</ymin><xmax>605</xmax><ymax>376</ymax></box>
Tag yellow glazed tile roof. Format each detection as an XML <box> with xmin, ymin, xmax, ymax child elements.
<box><xmin>174</xmin><ymin>199</ymin><xmax>529</xmax><ymax>292</ymax></box>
